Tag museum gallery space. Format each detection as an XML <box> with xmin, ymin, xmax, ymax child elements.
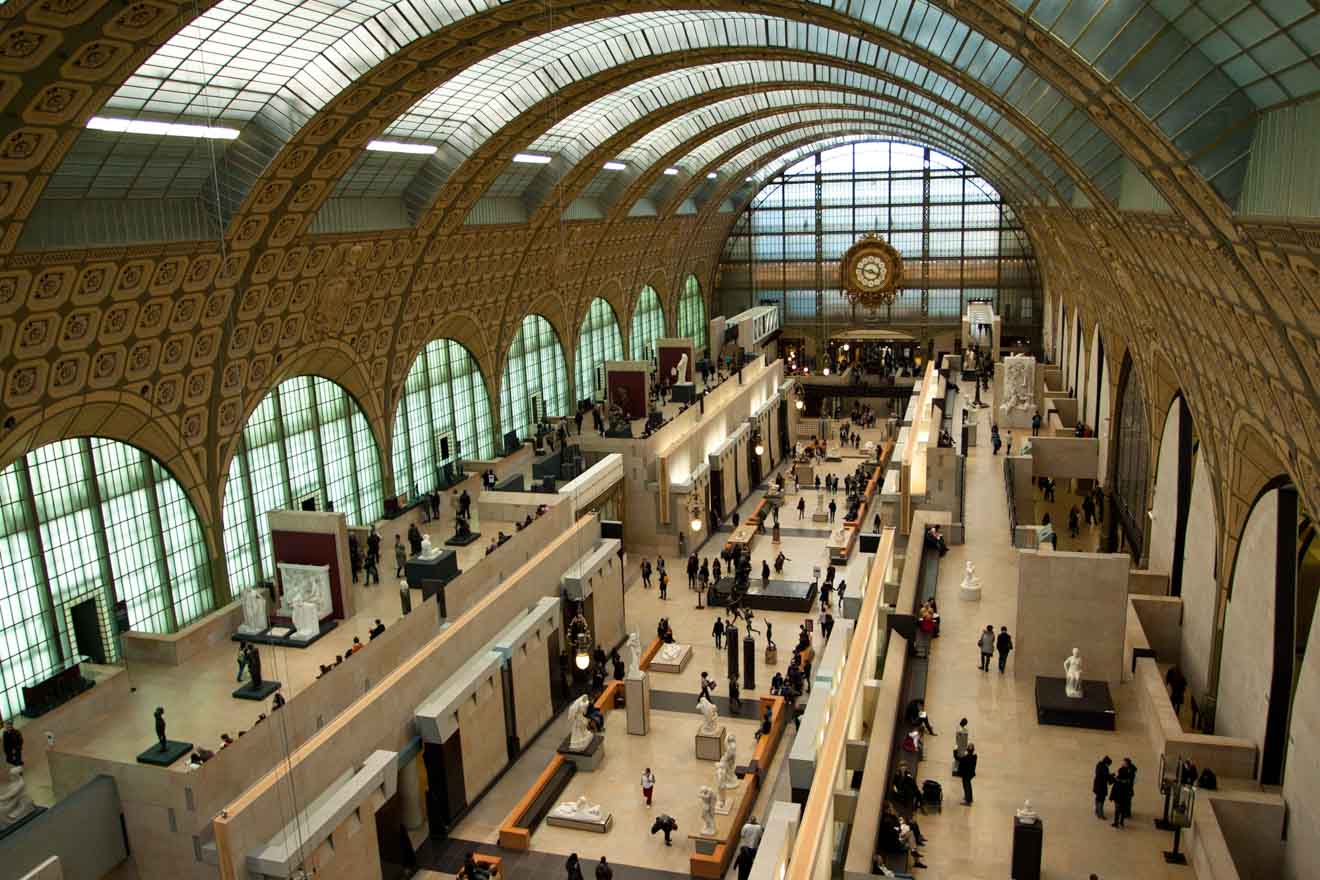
<box><xmin>1</xmin><ymin>3</ymin><xmax>1319</xmax><ymax>880</ymax></box>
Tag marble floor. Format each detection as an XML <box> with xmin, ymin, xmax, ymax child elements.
<box><xmin>910</xmin><ymin>404</ymin><xmax>1190</xmax><ymax>880</ymax></box>
<box><xmin>15</xmin><ymin>506</ymin><xmax>517</xmax><ymax>805</ymax></box>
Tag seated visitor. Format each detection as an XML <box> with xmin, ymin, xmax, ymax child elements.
<box><xmin>770</xmin><ymin>672</ymin><xmax>784</xmax><ymax>695</ymax></box>
<box><xmin>369</xmin><ymin>619</ymin><xmax>386</xmax><ymax>639</ymax></box>
<box><xmin>905</xmin><ymin>699</ymin><xmax>937</xmax><ymax>735</ymax></box>
<box><xmin>754</xmin><ymin>706</ymin><xmax>774</xmax><ymax>742</ymax></box>
<box><xmin>219</xmin><ymin>733</ymin><xmax>234</xmax><ymax>749</ymax></box>
<box><xmin>924</xmin><ymin>525</ymin><xmax>948</xmax><ymax>557</ymax></box>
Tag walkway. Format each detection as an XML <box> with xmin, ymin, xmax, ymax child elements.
<box><xmin>912</xmin><ymin>405</ymin><xmax>1188</xmax><ymax>879</ymax></box>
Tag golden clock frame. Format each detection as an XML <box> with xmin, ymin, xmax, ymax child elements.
<box><xmin>840</xmin><ymin>233</ymin><xmax>904</xmax><ymax>309</ymax></box>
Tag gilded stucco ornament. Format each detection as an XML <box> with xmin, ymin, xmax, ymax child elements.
<box><xmin>840</xmin><ymin>234</ymin><xmax>904</xmax><ymax>310</ymax></box>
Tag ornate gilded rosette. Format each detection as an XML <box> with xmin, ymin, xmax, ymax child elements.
<box><xmin>841</xmin><ymin>233</ymin><xmax>903</xmax><ymax>309</ymax></box>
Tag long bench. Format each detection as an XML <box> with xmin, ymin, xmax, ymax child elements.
<box><xmin>726</xmin><ymin>496</ymin><xmax>772</xmax><ymax>554</ymax></box>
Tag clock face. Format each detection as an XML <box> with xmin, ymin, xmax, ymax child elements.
<box><xmin>854</xmin><ymin>254</ymin><xmax>889</xmax><ymax>290</ymax></box>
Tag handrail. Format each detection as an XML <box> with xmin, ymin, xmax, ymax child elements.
<box><xmin>784</xmin><ymin>526</ymin><xmax>895</xmax><ymax>880</ymax></box>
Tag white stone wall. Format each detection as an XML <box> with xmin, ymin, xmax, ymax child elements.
<box><xmin>1216</xmin><ymin>489</ymin><xmax>1278</xmax><ymax>766</ymax></box>
<box><xmin>1095</xmin><ymin>356</ymin><xmax>1112</xmax><ymax>488</ymax></box>
<box><xmin>1179</xmin><ymin>452</ymin><xmax>1219</xmax><ymax>702</ymax></box>
<box><xmin>1284</xmin><ymin>592</ymin><xmax>1320</xmax><ymax>878</ymax></box>
<box><xmin>1147</xmin><ymin>401</ymin><xmax>1182</xmax><ymax>577</ymax></box>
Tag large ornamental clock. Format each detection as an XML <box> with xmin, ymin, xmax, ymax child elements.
<box><xmin>841</xmin><ymin>233</ymin><xmax>903</xmax><ymax>309</ymax></box>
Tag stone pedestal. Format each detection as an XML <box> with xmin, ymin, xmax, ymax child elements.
<box><xmin>290</xmin><ymin>602</ymin><xmax>321</xmax><ymax>642</ymax></box>
<box><xmin>547</xmin><ymin>811</ymin><xmax>614</xmax><ymax>833</ymax></box>
<box><xmin>558</xmin><ymin>733</ymin><xmax>605</xmax><ymax>771</ymax></box>
<box><xmin>649</xmin><ymin>643</ymin><xmax>692</xmax><ymax>674</ymax></box>
<box><xmin>695</xmin><ymin>726</ymin><xmax>727</xmax><ymax>761</ymax></box>
<box><xmin>960</xmin><ymin>580</ymin><xmax>982</xmax><ymax>601</ymax></box>
<box><xmin>689</xmin><ymin>833</ymin><xmax>720</xmax><ymax>855</ymax></box>
<box><xmin>764</xmin><ymin>646</ymin><xmax>778</xmax><ymax>666</ymax></box>
<box><xmin>626</xmin><ymin>672</ymin><xmax>651</xmax><ymax>735</ymax></box>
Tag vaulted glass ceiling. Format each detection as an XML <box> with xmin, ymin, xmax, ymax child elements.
<box><xmin>39</xmin><ymin>0</ymin><xmax>1320</xmax><ymax>225</ymax></box>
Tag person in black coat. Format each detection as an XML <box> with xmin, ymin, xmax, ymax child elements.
<box><xmin>995</xmin><ymin>627</ymin><xmax>1013</xmax><ymax>674</ymax></box>
<box><xmin>565</xmin><ymin>852</ymin><xmax>584</xmax><ymax>880</ymax></box>
<box><xmin>1093</xmin><ymin>756</ymin><xmax>1113</xmax><ymax>818</ymax></box>
<box><xmin>713</xmin><ymin>617</ymin><xmax>725</xmax><ymax>649</ymax></box>
<box><xmin>407</xmin><ymin>522</ymin><xmax>423</xmax><ymax>556</ymax></box>
<box><xmin>955</xmin><ymin>744</ymin><xmax>978</xmax><ymax>805</ymax></box>
<box><xmin>1111</xmin><ymin>758</ymin><xmax>1136</xmax><ymax>827</ymax></box>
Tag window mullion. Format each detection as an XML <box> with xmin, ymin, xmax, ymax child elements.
<box><xmin>272</xmin><ymin>385</ymin><xmax>293</xmax><ymax>509</ymax></box>
<box><xmin>344</xmin><ymin>389</ymin><xmax>364</xmax><ymax>517</ymax></box>
<box><xmin>238</xmin><ymin>436</ymin><xmax>265</xmax><ymax>585</ymax></box>
<box><xmin>308</xmin><ymin>378</ymin><xmax>329</xmax><ymax>506</ymax></box>
<box><xmin>139</xmin><ymin>449</ymin><xmax>179</xmax><ymax>631</ymax></box>
<box><xmin>14</xmin><ymin>456</ymin><xmax>65</xmax><ymax>665</ymax></box>
<box><xmin>77</xmin><ymin>439</ymin><xmax>128</xmax><ymax>652</ymax></box>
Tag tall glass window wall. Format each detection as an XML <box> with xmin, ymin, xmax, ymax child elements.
<box><xmin>574</xmin><ymin>298</ymin><xmax>624</xmax><ymax>404</ymax></box>
<box><xmin>630</xmin><ymin>285</ymin><xmax>665</xmax><ymax>361</ymax></box>
<box><xmin>716</xmin><ymin>141</ymin><xmax>1040</xmax><ymax>333</ymax></box>
<box><xmin>1113</xmin><ymin>357</ymin><xmax>1150</xmax><ymax>557</ymax></box>
<box><xmin>392</xmin><ymin>339</ymin><xmax>495</xmax><ymax>499</ymax></box>
<box><xmin>501</xmin><ymin>314</ymin><xmax>570</xmax><ymax>441</ymax></box>
<box><xmin>222</xmin><ymin>376</ymin><xmax>383</xmax><ymax>593</ymax></box>
<box><xmin>677</xmin><ymin>275</ymin><xmax>708</xmax><ymax>353</ymax></box>
<box><xmin>0</xmin><ymin>438</ymin><xmax>213</xmax><ymax>719</ymax></box>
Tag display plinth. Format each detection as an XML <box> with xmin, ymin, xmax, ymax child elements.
<box><xmin>689</xmin><ymin>833</ymin><xmax>720</xmax><ymax>855</ymax></box>
<box><xmin>671</xmin><ymin>382</ymin><xmax>696</xmax><ymax>403</ymax></box>
<box><xmin>695</xmin><ymin>726</ymin><xmax>727</xmax><ymax>761</ymax></box>
<box><xmin>558</xmin><ymin>733</ymin><xmax>605</xmax><ymax>771</ymax></box>
<box><xmin>444</xmin><ymin>531</ymin><xmax>482</xmax><ymax>547</ymax></box>
<box><xmin>648</xmin><ymin>643</ymin><xmax>692</xmax><ymax>674</ymax></box>
<box><xmin>232</xmin><ymin>680</ymin><xmax>282</xmax><ymax>701</ymax></box>
<box><xmin>626</xmin><ymin>673</ymin><xmax>651</xmax><ymax>735</ymax></box>
<box><xmin>1011</xmin><ymin>816</ymin><xmax>1043</xmax><ymax>880</ymax></box>
<box><xmin>233</xmin><ymin>619</ymin><xmax>336</xmax><ymax>649</ymax></box>
<box><xmin>764</xmin><ymin>646</ymin><xmax>778</xmax><ymax>665</ymax></box>
<box><xmin>136</xmin><ymin>740</ymin><xmax>193</xmax><ymax>767</ymax></box>
<box><xmin>404</xmin><ymin>550</ymin><xmax>459</xmax><ymax>589</ymax></box>
<box><xmin>960</xmin><ymin>582</ymin><xmax>982</xmax><ymax>601</ymax></box>
<box><xmin>812</xmin><ymin>511</ymin><xmax>830</xmax><ymax>523</ymax></box>
<box><xmin>546</xmin><ymin>812</ymin><xmax>614</xmax><ymax>833</ymax></box>
<box><xmin>1034</xmin><ymin>676</ymin><xmax>1116</xmax><ymax>730</ymax></box>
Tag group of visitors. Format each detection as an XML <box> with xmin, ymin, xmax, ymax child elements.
<box><xmin>977</xmin><ymin>624</ymin><xmax>1013</xmax><ymax>673</ymax></box>
<box><xmin>350</xmin><ymin>527</ymin><xmax>383</xmax><ymax>585</ymax></box>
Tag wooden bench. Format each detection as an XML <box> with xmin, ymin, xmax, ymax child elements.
<box><xmin>471</xmin><ymin>854</ymin><xmax>504</xmax><ymax>879</ymax></box>
<box><xmin>497</xmin><ymin>756</ymin><xmax>576</xmax><ymax>849</ymax></box>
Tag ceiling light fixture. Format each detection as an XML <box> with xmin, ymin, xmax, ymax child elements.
<box><xmin>366</xmin><ymin>140</ymin><xmax>438</xmax><ymax>155</ymax></box>
<box><xmin>663</xmin><ymin>167</ymin><xmax>680</xmax><ymax>176</ymax></box>
<box><xmin>706</xmin><ymin>172</ymin><xmax>717</xmax><ymax>179</ymax></box>
<box><xmin>87</xmin><ymin>117</ymin><xmax>239</xmax><ymax>140</ymax></box>
<box><xmin>513</xmin><ymin>152</ymin><xmax>554</xmax><ymax>165</ymax></box>
<box><xmin>603</xmin><ymin>161</ymin><xmax>627</xmax><ymax>171</ymax></box>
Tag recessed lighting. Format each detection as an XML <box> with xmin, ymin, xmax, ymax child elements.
<box><xmin>707</xmin><ymin>172</ymin><xmax>717</xmax><ymax>179</ymax></box>
<box><xmin>87</xmin><ymin>117</ymin><xmax>239</xmax><ymax>140</ymax></box>
<box><xmin>513</xmin><ymin>152</ymin><xmax>553</xmax><ymax>164</ymax></box>
<box><xmin>663</xmin><ymin>167</ymin><xmax>680</xmax><ymax>176</ymax></box>
<box><xmin>366</xmin><ymin>140</ymin><xmax>438</xmax><ymax>155</ymax></box>
<box><xmin>746</xmin><ymin>177</ymin><xmax>755</xmax><ymax>182</ymax></box>
<box><xmin>603</xmin><ymin>161</ymin><xmax>627</xmax><ymax>171</ymax></box>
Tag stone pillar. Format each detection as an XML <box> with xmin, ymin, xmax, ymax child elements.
<box><xmin>399</xmin><ymin>755</ymin><xmax>425</xmax><ymax>832</ymax></box>
<box><xmin>626</xmin><ymin>672</ymin><xmax>651</xmax><ymax>735</ymax></box>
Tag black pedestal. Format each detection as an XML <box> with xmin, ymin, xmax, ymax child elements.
<box><xmin>1035</xmin><ymin>677</ymin><xmax>1116</xmax><ymax>730</ymax></box>
<box><xmin>742</xmin><ymin>637</ymin><xmax>756</xmax><ymax>690</ymax></box>
<box><xmin>405</xmin><ymin>550</ymin><xmax>459</xmax><ymax>589</ymax></box>
<box><xmin>726</xmin><ymin>626</ymin><xmax>740</xmax><ymax>680</ymax></box>
<box><xmin>444</xmin><ymin>531</ymin><xmax>482</xmax><ymax>547</ymax></box>
<box><xmin>232</xmin><ymin>680</ymin><xmax>282</xmax><ymax>701</ymax></box>
<box><xmin>672</xmin><ymin>383</ymin><xmax>696</xmax><ymax>403</ymax></box>
<box><xmin>136</xmin><ymin>740</ymin><xmax>194</xmax><ymax>767</ymax></box>
<box><xmin>1010</xmin><ymin>816</ymin><xmax>1043</xmax><ymax>880</ymax></box>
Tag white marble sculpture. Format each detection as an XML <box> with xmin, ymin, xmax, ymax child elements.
<box><xmin>625</xmin><ymin>632</ymin><xmax>643</xmax><ymax>678</ymax></box>
<box><xmin>1064</xmin><ymin>648</ymin><xmax>1084</xmax><ymax>698</ymax></box>
<box><xmin>1015</xmin><ymin>799</ymin><xmax>1040</xmax><ymax>824</ymax></box>
<box><xmin>277</xmin><ymin>562</ymin><xmax>332</xmax><ymax>619</ymax></box>
<box><xmin>658</xmin><ymin>643</ymin><xmax>684</xmax><ymax>664</ymax></box>
<box><xmin>829</xmin><ymin>525</ymin><xmax>846</xmax><ymax>546</ymax></box>
<box><xmin>698</xmin><ymin>785</ymin><xmax>717</xmax><ymax>836</ymax></box>
<box><xmin>676</xmin><ymin>352</ymin><xmax>690</xmax><ymax>383</ymax></box>
<box><xmin>0</xmin><ymin>768</ymin><xmax>36</xmax><ymax>828</ymax></box>
<box><xmin>696</xmin><ymin>695</ymin><xmax>719</xmax><ymax>735</ymax></box>
<box><xmin>419</xmin><ymin>534</ymin><xmax>441</xmax><ymax>559</ymax></box>
<box><xmin>960</xmin><ymin>562</ymin><xmax>982</xmax><ymax>592</ymax></box>
<box><xmin>238</xmin><ymin>586</ymin><xmax>268</xmax><ymax>635</ymax></box>
<box><xmin>997</xmin><ymin>355</ymin><xmax>1037</xmax><ymax>428</ymax></box>
<box><xmin>567</xmin><ymin>694</ymin><xmax>594</xmax><ymax>750</ymax></box>
<box><xmin>291</xmin><ymin>602</ymin><xmax>321</xmax><ymax>641</ymax></box>
<box><xmin>714</xmin><ymin>736</ymin><xmax>738</xmax><ymax>809</ymax></box>
<box><xmin>552</xmin><ymin>796</ymin><xmax>603</xmax><ymax>820</ymax></box>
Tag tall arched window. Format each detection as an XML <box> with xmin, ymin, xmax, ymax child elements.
<box><xmin>392</xmin><ymin>339</ymin><xmax>495</xmax><ymax>498</ymax></box>
<box><xmin>501</xmin><ymin>314</ymin><xmax>569</xmax><ymax>441</ymax></box>
<box><xmin>630</xmin><ymin>285</ymin><xmax>664</xmax><ymax>361</ymax></box>
<box><xmin>0</xmin><ymin>438</ymin><xmax>213</xmax><ymax>718</ymax></box>
<box><xmin>1113</xmin><ymin>355</ymin><xmax>1150</xmax><ymax>557</ymax></box>
<box><xmin>574</xmin><ymin>298</ymin><xmax>624</xmax><ymax>403</ymax></box>
<box><xmin>677</xmin><ymin>275</ymin><xmax>708</xmax><ymax>353</ymax></box>
<box><xmin>223</xmin><ymin>376</ymin><xmax>383</xmax><ymax>593</ymax></box>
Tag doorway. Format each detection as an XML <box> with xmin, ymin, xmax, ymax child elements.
<box><xmin>374</xmin><ymin>793</ymin><xmax>416</xmax><ymax>880</ymax></box>
<box><xmin>70</xmin><ymin>598</ymin><xmax>107</xmax><ymax>664</ymax></box>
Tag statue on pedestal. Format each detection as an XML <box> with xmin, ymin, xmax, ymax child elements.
<box><xmin>454</xmin><ymin>514</ymin><xmax>471</xmax><ymax>540</ymax></box>
<box><xmin>1015</xmin><ymin>799</ymin><xmax>1040</xmax><ymax>824</ymax></box>
<box><xmin>1064</xmin><ymin>648</ymin><xmax>1084</xmax><ymax>698</ymax></box>
<box><xmin>567</xmin><ymin>695</ymin><xmax>594</xmax><ymax>750</ymax></box>
<box><xmin>714</xmin><ymin>735</ymin><xmax>739</xmax><ymax>809</ymax></box>
<box><xmin>625</xmin><ymin>632</ymin><xmax>643</xmax><ymax>678</ymax></box>
<box><xmin>814</xmin><ymin>489</ymin><xmax>824</xmax><ymax>512</ymax></box>
<box><xmin>960</xmin><ymin>562</ymin><xmax>982</xmax><ymax>592</ymax></box>
<box><xmin>552</xmin><ymin>795</ymin><xmax>603</xmax><ymax>820</ymax></box>
<box><xmin>676</xmin><ymin>352</ymin><xmax>689</xmax><ymax>383</ymax></box>
<box><xmin>0</xmin><ymin>767</ymin><xmax>36</xmax><ymax>828</ymax></box>
<box><xmin>292</xmin><ymin>602</ymin><xmax>321</xmax><ymax>640</ymax></box>
<box><xmin>419</xmin><ymin>534</ymin><xmax>435</xmax><ymax>558</ymax></box>
<box><xmin>153</xmin><ymin>707</ymin><xmax>168</xmax><ymax>752</ymax></box>
<box><xmin>238</xmin><ymin>587</ymin><xmax>268</xmax><ymax>634</ymax></box>
<box><xmin>698</xmin><ymin>785</ymin><xmax>717</xmax><ymax>836</ymax></box>
<box><xmin>245</xmin><ymin>644</ymin><xmax>263</xmax><ymax>688</ymax></box>
<box><xmin>696</xmin><ymin>696</ymin><xmax>719</xmax><ymax>735</ymax></box>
